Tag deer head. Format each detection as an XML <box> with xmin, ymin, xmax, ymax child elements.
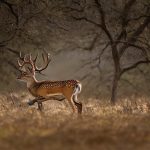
<box><xmin>17</xmin><ymin>51</ymin><xmax>51</xmax><ymax>83</ymax></box>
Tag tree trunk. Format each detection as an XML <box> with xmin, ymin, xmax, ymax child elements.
<box><xmin>111</xmin><ymin>72</ymin><xmax>120</xmax><ymax>104</ymax></box>
<box><xmin>110</xmin><ymin>43</ymin><xmax>120</xmax><ymax>104</ymax></box>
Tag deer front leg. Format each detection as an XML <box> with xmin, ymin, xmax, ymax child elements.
<box><xmin>27</xmin><ymin>96</ymin><xmax>45</xmax><ymax>111</ymax></box>
<box><xmin>37</xmin><ymin>101</ymin><xmax>43</xmax><ymax>111</ymax></box>
<box><xmin>28</xmin><ymin>96</ymin><xmax>65</xmax><ymax>106</ymax></box>
<box><xmin>72</xmin><ymin>95</ymin><xmax>82</xmax><ymax>114</ymax></box>
<box><xmin>28</xmin><ymin>99</ymin><xmax>37</xmax><ymax>106</ymax></box>
<box><xmin>27</xmin><ymin>96</ymin><xmax>45</xmax><ymax>106</ymax></box>
<box><xmin>27</xmin><ymin>96</ymin><xmax>66</xmax><ymax>111</ymax></box>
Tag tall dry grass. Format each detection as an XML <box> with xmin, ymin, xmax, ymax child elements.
<box><xmin>0</xmin><ymin>93</ymin><xmax>150</xmax><ymax>150</ymax></box>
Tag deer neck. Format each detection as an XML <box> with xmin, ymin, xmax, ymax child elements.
<box><xmin>26</xmin><ymin>76</ymin><xmax>38</xmax><ymax>88</ymax></box>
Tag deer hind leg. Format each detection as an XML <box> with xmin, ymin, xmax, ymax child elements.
<box><xmin>69</xmin><ymin>97</ymin><xmax>77</xmax><ymax>113</ymax></box>
<box><xmin>36</xmin><ymin>97</ymin><xmax>45</xmax><ymax>111</ymax></box>
<box><xmin>28</xmin><ymin>96</ymin><xmax>45</xmax><ymax>106</ymax></box>
<box><xmin>72</xmin><ymin>94</ymin><xmax>82</xmax><ymax>114</ymax></box>
<box><xmin>63</xmin><ymin>94</ymin><xmax>77</xmax><ymax>113</ymax></box>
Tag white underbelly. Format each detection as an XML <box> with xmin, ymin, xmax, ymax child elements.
<box><xmin>46</xmin><ymin>93</ymin><xmax>63</xmax><ymax>97</ymax></box>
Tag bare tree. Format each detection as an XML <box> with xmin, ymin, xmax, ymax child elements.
<box><xmin>0</xmin><ymin>0</ymin><xmax>49</xmax><ymax>68</ymax></box>
<box><xmin>68</xmin><ymin>0</ymin><xmax>150</xmax><ymax>103</ymax></box>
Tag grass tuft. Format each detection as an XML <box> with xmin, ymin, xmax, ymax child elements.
<box><xmin>0</xmin><ymin>93</ymin><xmax>150</xmax><ymax>150</ymax></box>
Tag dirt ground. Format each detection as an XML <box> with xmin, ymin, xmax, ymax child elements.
<box><xmin>0</xmin><ymin>93</ymin><xmax>150</xmax><ymax>150</ymax></box>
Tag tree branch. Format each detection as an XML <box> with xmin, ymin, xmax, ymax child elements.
<box><xmin>121</xmin><ymin>60</ymin><xmax>150</xmax><ymax>75</ymax></box>
<box><xmin>0</xmin><ymin>0</ymin><xmax>18</xmax><ymax>25</ymax></box>
<box><xmin>119</xmin><ymin>16</ymin><xmax>150</xmax><ymax>57</ymax></box>
<box><xmin>116</xmin><ymin>0</ymin><xmax>137</xmax><ymax>41</ymax></box>
<box><xmin>96</xmin><ymin>42</ymin><xmax>110</xmax><ymax>73</ymax></box>
<box><xmin>95</xmin><ymin>0</ymin><xmax>113</xmax><ymax>43</ymax></box>
<box><xmin>4</xmin><ymin>47</ymin><xmax>20</xmax><ymax>56</ymax></box>
<box><xmin>116</xmin><ymin>40</ymin><xmax>149</xmax><ymax>59</ymax></box>
<box><xmin>72</xmin><ymin>16</ymin><xmax>101</xmax><ymax>28</ymax></box>
<box><xmin>82</xmin><ymin>34</ymin><xmax>99</xmax><ymax>51</ymax></box>
<box><xmin>6</xmin><ymin>60</ymin><xmax>18</xmax><ymax>70</ymax></box>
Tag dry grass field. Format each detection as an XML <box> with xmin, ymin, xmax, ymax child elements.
<box><xmin>0</xmin><ymin>93</ymin><xmax>150</xmax><ymax>150</ymax></box>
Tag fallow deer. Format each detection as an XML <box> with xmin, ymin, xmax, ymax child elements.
<box><xmin>17</xmin><ymin>52</ymin><xmax>82</xmax><ymax>114</ymax></box>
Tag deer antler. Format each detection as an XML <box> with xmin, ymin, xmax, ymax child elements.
<box><xmin>33</xmin><ymin>51</ymin><xmax>51</xmax><ymax>73</ymax></box>
<box><xmin>17</xmin><ymin>52</ymin><xmax>35</xmax><ymax>73</ymax></box>
<box><xmin>17</xmin><ymin>52</ymin><xmax>25</xmax><ymax>67</ymax></box>
<box><xmin>17</xmin><ymin>51</ymin><xmax>51</xmax><ymax>74</ymax></box>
